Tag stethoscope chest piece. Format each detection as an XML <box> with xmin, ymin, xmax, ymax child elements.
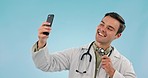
<box><xmin>98</xmin><ymin>48</ymin><xmax>105</xmax><ymax>56</ymax></box>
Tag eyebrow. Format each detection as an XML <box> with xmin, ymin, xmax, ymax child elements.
<box><xmin>101</xmin><ymin>21</ymin><xmax>105</xmax><ymax>24</ymax></box>
<box><xmin>101</xmin><ymin>20</ymin><xmax>116</xmax><ymax>31</ymax></box>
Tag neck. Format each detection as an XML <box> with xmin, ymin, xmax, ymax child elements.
<box><xmin>95</xmin><ymin>41</ymin><xmax>111</xmax><ymax>50</ymax></box>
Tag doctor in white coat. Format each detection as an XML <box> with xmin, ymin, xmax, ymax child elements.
<box><xmin>32</xmin><ymin>12</ymin><xmax>136</xmax><ymax>78</ymax></box>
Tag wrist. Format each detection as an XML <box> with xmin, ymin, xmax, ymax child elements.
<box><xmin>37</xmin><ymin>40</ymin><xmax>46</xmax><ymax>49</ymax></box>
<box><xmin>109</xmin><ymin>69</ymin><xmax>115</xmax><ymax>78</ymax></box>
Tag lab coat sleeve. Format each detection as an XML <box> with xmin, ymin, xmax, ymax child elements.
<box><xmin>32</xmin><ymin>42</ymin><xmax>72</xmax><ymax>72</ymax></box>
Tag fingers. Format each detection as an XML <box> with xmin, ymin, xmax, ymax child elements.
<box><xmin>42</xmin><ymin>22</ymin><xmax>51</xmax><ymax>27</ymax></box>
<box><xmin>38</xmin><ymin>22</ymin><xmax>51</xmax><ymax>38</ymax></box>
<box><xmin>101</xmin><ymin>55</ymin><xmax>115</xmax><ymax>77</ymax></box>
<box><xmin>37</xmin><ymin>22</ymin><xmax>52</xmax><ymax>48</ymax></box>
<box><xmin>101</xmin><ymin>55</ymin><xmax>111</xmax><ymax>68</ymax></box>
<box><xmin>38</xmin><ymin>26</ymin><xmax>51</xmax><ymax>37</ymax></box>
<box><xmin>101</xmin><ymin>55</ymin><xmax>110</xmax><ymax>62</ymax></box>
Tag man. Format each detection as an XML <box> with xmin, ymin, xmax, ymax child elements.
<box><xmin>32</xmin><ymin>12</ymin><xmax>136</xmax><ymax>78</ymax></box>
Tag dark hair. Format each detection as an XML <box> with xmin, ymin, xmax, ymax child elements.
<box><xmin>104</xmin><ymin>12</ymin><xmax>126</xmax><ymax>34</ymax></box>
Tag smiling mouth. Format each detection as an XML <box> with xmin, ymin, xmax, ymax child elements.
<box><xmin>97</xmin><ymin>30</ymin><xmax>107</xmax><ymax>37</ymax></box>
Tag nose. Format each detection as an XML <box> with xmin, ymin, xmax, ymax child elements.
<box><xmin>99</xmin><ymin>26</ymin><xmax>106</xmax><ymax>33</ymax></box>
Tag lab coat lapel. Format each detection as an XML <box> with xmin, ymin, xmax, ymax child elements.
<box><xmin>110</xmin><ymin>47</ymin><xmax>121</xmax><ymax>66</ymax></box>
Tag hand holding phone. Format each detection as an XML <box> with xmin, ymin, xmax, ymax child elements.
<box><xmin>43</xmin><ymin>14</ymin><xmax>54</xmax><ymax>35</ymax></box>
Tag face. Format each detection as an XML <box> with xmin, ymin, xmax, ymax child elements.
<box><xmin>95</xmin><ymin>16</ymin><xmax>121</xmax><ymax>45</ymax></box>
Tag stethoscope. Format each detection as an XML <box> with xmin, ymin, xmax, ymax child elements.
<box><xmin>76</xmin><ymin>41</ymin><xmax>114</xmax><ymax>74</ymax></box>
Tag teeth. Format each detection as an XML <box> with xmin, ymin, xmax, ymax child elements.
<box><xmin>99</xmin><ymin>33</ymin><xmax>104</xmax><ymax>37</ymax></box>
<box><xmin>97</xmin><ymin>30</ymin><xmax>105</xmax><ymax>37</ymax></box>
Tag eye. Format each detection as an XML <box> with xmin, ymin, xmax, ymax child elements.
<box><xmin>107</xmin><ymin>27</ymin><xmax>114</xmax><ymax>31</ymax></box>
<box><xmin>99</xmin><ymin>23</ymin><xmax>104</xmax><ymax>26</ymax></box>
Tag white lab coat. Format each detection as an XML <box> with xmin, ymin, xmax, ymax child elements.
<box><xmin>32</xmin><ymin>42</ymin><xmax>136</xmax><ymax>78</ymax></box>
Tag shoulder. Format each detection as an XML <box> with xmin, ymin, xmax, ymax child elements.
<box><xmin>112</xmin><ymin>47</ymin><xmax>132</xmax><ymax>65</ymax></box>
<box><xmin>57</xmin><ymin>42</ymin><xmax>90</xmax><ymax>54</ymax></box>
<box><xmin>111</xmin><ymin>47</ymin><xmax>136</xmax><ymax>76</ymax></box>
<box><xmin>66</xmin><ymin>42</ymin><xmax>93</xmax><ymax>51</ymax></box>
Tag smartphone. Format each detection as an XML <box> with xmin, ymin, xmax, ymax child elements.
<box><xmin>43</xmin><ymin>14</ymin><xmax>54</xmax><ymax>35</ymax></box>
<box><xmin>46</xmin><ymin>14</ymin><xmax>54</xmax><ymax>27</ymax></box>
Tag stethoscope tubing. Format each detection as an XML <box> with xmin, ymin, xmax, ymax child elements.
<box><xmin>76</xmin><ymin>41</ymin><xmax>114</xmax><ymax>74</ymax></box>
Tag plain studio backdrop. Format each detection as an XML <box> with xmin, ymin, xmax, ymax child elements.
<box><xmin>0</xmin><ymin>0</ymin><xmax>148</xmax><ymax>78</ymax></box>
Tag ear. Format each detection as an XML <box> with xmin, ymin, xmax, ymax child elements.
<box><xmin>115</xmin><ymin>33</ymin><xmax>121</xmax><ymax>39</ymax></box>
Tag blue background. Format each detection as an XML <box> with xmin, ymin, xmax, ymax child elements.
<box><xmin>0</xmin><ymin>0</ymin><xmax>147</xmax><ymax>78</ymax></box>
